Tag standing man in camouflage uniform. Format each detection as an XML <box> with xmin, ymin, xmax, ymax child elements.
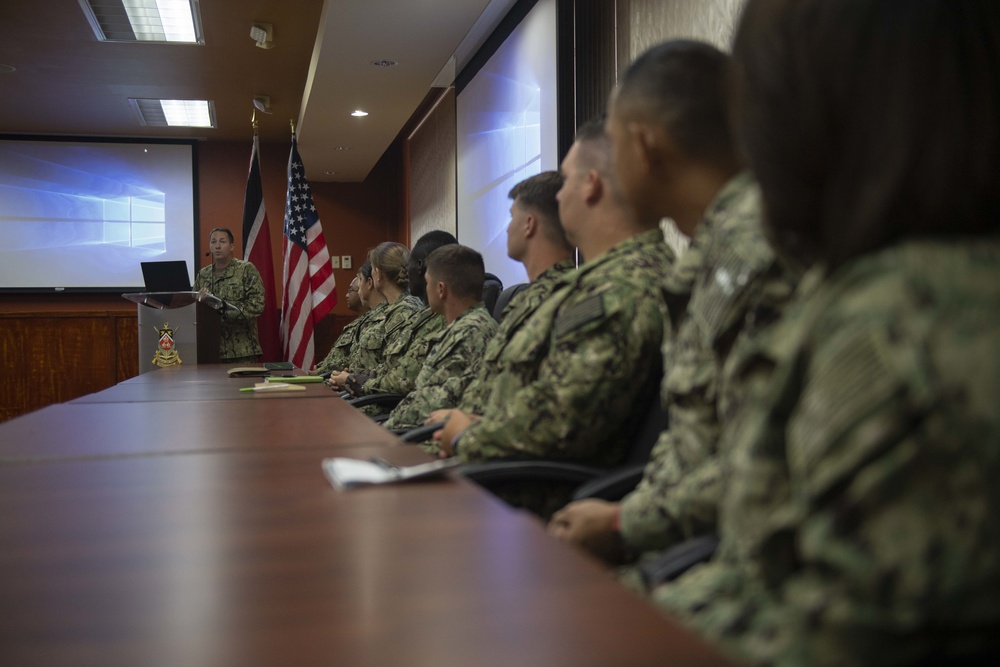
<box><xmin>315</xmin><ymin>274</ymin><xmax>371</xmax><ymax>376</ymax></box>
<box><xmin>650</xmin><ymin>1</ymin><xmax>1000</xmax><ymax>664</ymax></box>
<box><xmin>345</xmin><ymin>231</ymin><xmax>456</xmax><ymax>398</ymax></box>
<box><xmin>425</xmin><ymin>171</ymin><xmax>576</xmax><ymax>433</ymax></box>
<box><xmin>383</xmin><ymin>245</ymin><xmax>498</xmax><ymax>430</ymax></box>
<box><xmin>548</xmin><ymin>41</ymin><xmax>802</xmax><ymax>571</ymax></box>
<box><xmin>434</xmin><ymin>120</ymin><xmax>675</xmax><ymax>517</ymax></box>
<box><xmin>194</xmin><ymin>227</ymin><xmax>264</xmax><ymax>364</ymax></box>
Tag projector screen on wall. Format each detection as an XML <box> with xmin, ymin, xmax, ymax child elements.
<box><xmin>456</xmin><ymin>0</ymin><xmax>559</xmax><ymax>290</ymax></box>
<box><xmin>0</xmin><ymin>136</ymin><xmax>197</xmax><ymax>292</ymax></box>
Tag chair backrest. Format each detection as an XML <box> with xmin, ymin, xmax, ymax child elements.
<box><xmin>492</xmin><ymin>283</ymin><xmax>529</xmax><ymax>322</ymax></box>
<box><xmin>482</xmin><ymin>273</ymin><xmax>503</xmax><ymax>316</ymax></box>
<box><xmin>622</xmin><ymin>395</ymin><xmax>669</xmax><ymax>467</ymax></box>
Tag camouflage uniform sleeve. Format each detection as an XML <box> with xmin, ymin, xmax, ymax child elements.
<box><xmin>458</xmin><ymin>288</ymin><xmax>665</xmax><ymax>467</ymax></box>
<box><xmin>364</xmin><ymin>313</ymin><xmax>445</xmax><ymax>395</ymax></box>
<box><xmin>315</xmin><ymin>317</ymin><xmax>361</xmax><ymax>374</ymax></box>
<box><xmin>383</xmin><ymin>309</ymin><xmax>497</xmax><ymax>430</ymax></box>
<box><xmin>230</xmin><ymin>261</ymin><xmax>265</xmax><ymax>321</ymax></box>
<box><xmin>656</xmin><ymin>286</ymin><xmax>1000</xmax><ymax>665</ymax></box>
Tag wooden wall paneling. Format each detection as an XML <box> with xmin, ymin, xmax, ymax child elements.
<box><xmin>115</xmin><ymin>313</ymin><xmax>139</xmax><ymax>382</ymax></box>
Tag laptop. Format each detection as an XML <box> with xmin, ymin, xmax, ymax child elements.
<box><xmin>140</xmin><ymin>260</ymin><xmax>192</xmax><ymax>293</ymax></box>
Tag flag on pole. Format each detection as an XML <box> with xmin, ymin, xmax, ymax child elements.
<box><xmin>242</xmin><ymin>133</ymin><xmax>281</xmax><ymax>361</ymax></box>
<box><xmin>280</xmin><ymin>134</ymin><xmax>336</xmax><ymax>369</ymax></box>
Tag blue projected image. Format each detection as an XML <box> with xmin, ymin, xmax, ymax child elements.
<box><xmin>0</xmin><ymin>139</ymin><xmax>195</xmax><ymax>290</ymax></box>
<box><xmin>457</xmin><ymin>0</ymin><xmax>558</xmax><ymax>290</ymax></box>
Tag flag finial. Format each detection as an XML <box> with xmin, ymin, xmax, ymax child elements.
<box><xmin>289</xmin><ymin>119</ymin><xmax>296</xmax><ymax>136</ymax></box>
<box><xmin>252</xmin><ymin>109</ymin><xmax>259</xmax><ymax>132</ymax></box>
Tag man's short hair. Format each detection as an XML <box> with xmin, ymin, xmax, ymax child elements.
<box><xmin>508</xmin><ymin>171</ymin><xmax>570</xmax><ymax>249</ymax></box>
<box><xmin>209</xmin><ymin>227</ymin><xmax>235</xmax><ymax>244</ymax></box>
<box><xmin>616</xmin><ymin>40</ymin><xmax>736</xmax><ymax>171</ymax></box>
<box><xmin>424</xmin><ymin>244</ymin><xmax>486</xmax><ymax>302</ymax></box>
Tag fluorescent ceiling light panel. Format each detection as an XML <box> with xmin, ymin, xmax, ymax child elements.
<box><xmin>80</xmin><ymin>0</ymin><xmax>204</xmax><ymax>44</ymax></box>
<box><xmin>130</xmin><ymin>98</ymin><xmax>215</xmax><ymax>127</ymax></box>
<box><xmin>160</xmin><ymin>100</ymin><xmax>213</xmax><ymax>126</ymax></box>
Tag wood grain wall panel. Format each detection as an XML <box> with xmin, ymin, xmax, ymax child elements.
<box><xmin>0</xmin><ymin>310</ymin><xmax>139</xmax><ymax>424</ymax></box>
<box><xmin>115</xmin><ymin>314</ymin><xmax>139</xmax><ymax>382</ymax></box>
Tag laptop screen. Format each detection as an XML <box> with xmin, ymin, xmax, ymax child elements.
<box><xmin>140</xmin><ymin>260</ymin><xmax>192</xmax><ymax>293</ymax></box>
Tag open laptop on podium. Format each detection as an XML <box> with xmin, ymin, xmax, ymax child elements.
<box><xmin>140</xmin><ymin>260</ymin><xmax>192</xmax><ymax>293</ymax></box>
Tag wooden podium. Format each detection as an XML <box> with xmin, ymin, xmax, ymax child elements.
<box><xmin>122</xmin><ymin>291</ymin><xmax>222</xmax><ymax>374</ymax></box>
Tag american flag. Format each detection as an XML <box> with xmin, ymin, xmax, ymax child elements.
<box><xmin>280</xmin><ymin>136</ymin><xmax>336</xmax><ymax>369</ymax></box>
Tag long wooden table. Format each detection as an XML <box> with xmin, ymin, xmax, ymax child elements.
<box><xmin>0</xmin><ymin>365</ymin><xmax>731</xmax><ymax>666</ymax></box>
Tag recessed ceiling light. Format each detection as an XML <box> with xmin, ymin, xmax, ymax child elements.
<box><xmin>371</xmin><ymin>60</ymin><xmax>398</xmax><ymax>67</ymax></box>
<box><xmin>129</xmin><ymin>98</ymin><xmax>216</xmax><ymax>127</ymax></box>
<box><xmin>79</xmin><ymin>0</ymin><xmax>204</xmax><ymax>44</ymax></box>
<box><xmin>351</xmin><ymin>110</ymin><xmax>369</xmax><ymax>117</ymax></box>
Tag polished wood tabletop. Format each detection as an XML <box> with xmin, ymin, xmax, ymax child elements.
<box><xmin>0</xmin><ymin>398</ymin><xmax>399</xmax><ymax>462</ymax></box>
<box><xmin>0</xmin><ymin>364</ymin><xmax>732</xmax><ymax>666</ymax></box>
<box><xmin>0</xmin><ymin>447</ymin><xmax>725</xmax><ymax>666</ymax></box>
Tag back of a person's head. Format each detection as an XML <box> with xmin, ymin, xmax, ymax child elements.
<box><xmin>424</xmin><ymin>244</ymin><xmax>486</xmax><ymax>302</ymax></box>
<box><xmin>616</xmin><ymin>39</ymin><xmax>737</xmax><ymax>172</ymax></box>
<box><xmin>734</xmin><ymin>0</ymin><xmax>1000</xmax><ymax>268</ymax></box>
<box><xmin>508</xmin><ymin>171</ymin><xmax>571</xmax><ymax>249</ymax></box>
<box><xmin>408</xmin><ymin>230</ymin><xmax>458</xmax><ymax>301</ymax></box>
<box><xmin>369</xmin><ymin>242</ymin><xmax>410</xmax><ymax>291</ymax></box>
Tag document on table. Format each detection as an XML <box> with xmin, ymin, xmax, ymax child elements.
<box><xmin>322</xmin><ymin>456</ymin><xmax>462</xmax><ymax>490</ymax></box>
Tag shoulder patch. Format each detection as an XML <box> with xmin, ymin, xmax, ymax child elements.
<box><xmin>554</xmin><ymin>294</ymin><xmax>604</xmax><ymax>338</ymax></box>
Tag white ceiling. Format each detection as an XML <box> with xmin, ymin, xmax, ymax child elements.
<box><xmin>0</xmin><ymin>0</ymin><xmax>518</xmax><ymax>182</ymax></box>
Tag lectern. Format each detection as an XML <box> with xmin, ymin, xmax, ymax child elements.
<box><xmin>122</xmin><ymin>291</ymin><xmax>223</xmax><ymax>374</ymax></box>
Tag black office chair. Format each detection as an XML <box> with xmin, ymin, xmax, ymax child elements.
<box><xmin>346</xmin><ymin>392</ymin><xmax>407</xmax><ymax>422</ymax></box>
<box><xmin>492</xmin><ymin>283</ymin><xmax>528</xmax><ymax>322</ymax></box>
<box><xmin>482</xmin><ymin>272</ymin><xmax>503</xmax><ymax>316</ymax></box>
<box><xmin>452</xmin><ymin>392</ymin><xmax>668</xmax><ymax>517</ymax></box>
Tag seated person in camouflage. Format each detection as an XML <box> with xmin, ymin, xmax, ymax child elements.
<box><xmin>328</xmin><ymin>242</ymin><xmax>422</xmax><ymax>389</ymax></box>
<box><xmin>650</xmin><ymin>1</ymin><xmax>1000</xmax><ymax>664</ymax></box>
<box><xmin>548</xmin><ymin>41</ymin><xmax>802</xmax><ymax>570</ymax></box>
<box><xmin>424</xmin><ymin>171</ymin><xmax>576</xmax><ymax>441</ymax></box>
<box><xmin>323</xmin><ymin>261</ymin><xmax>385</xmax><ymax>388</ymax></box>
<box><xmin>434</xmin><ymin>120</ymin><xmax>675</xmax><ymax>517</ymax></box>
<box><xmin>314</xmin><ymin>274</ymin><xmax>372</xmax><ymax>376</ymax></box>
<box><xmin>344</xmin><ymin>230</ymin><xmax>457</xmax><ymax>399</ymax></box>
<box><xmin>194</xmin><ymin>227</ymin><xmax>265</xmax><ymax>364</ymax></box>
<box><xmin>383</xmin><ymin>245</ymin><xmax>498</xmax><ymax>430</ymax></box>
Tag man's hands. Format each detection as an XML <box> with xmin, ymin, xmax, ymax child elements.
<box><xmin>325</xmin><ymin>369</ymin><xmax>350</xmax><ymax>390</ymax></box>
<box><xmin>548</xmin><ymin>499</ymin><xmax>626</xmax><ymax>564</ymax></box>
<box><xmin>429</xmin><ymin>410</ymin><xmax>477</xmax><ymax>457</ymax></box>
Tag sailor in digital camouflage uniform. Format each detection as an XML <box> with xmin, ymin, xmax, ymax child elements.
<box><xmin>315</xmin><ymin>275</ymin><xmax>371</xmax><ymax>376</ymax></box>
<box><xmin>652</xmin><ymin>2</ymin><xmax>1000</xmax><ymax>664</ymax></box>
<box><xmin>329</xmin><ymin>242</ymin><xmax>422</xmax><ymax>387</ymax></box>
<box><xmin>348</xmin><ymin>232</ymin><xmax>456</xmax><ymax>399</ymax></box>
<box><xmin>435</xmin><ymin>120</ymin><xmax>674</xmax><ymax>517</ymax></box>
<box><xmin>194</xmin><ymin>227</ymin><xmax>264</xmax><ymax>363</ymax></box>
<box><xmin>421</xmin><ymin>172</ymin><xmax>575</xmax><ymax>449</ymax></box>
<box><xmin>383</xmin><ymin>245</ymin><xmax>498</xmax><ymax>430</ymax></box>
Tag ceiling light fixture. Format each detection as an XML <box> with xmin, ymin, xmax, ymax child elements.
<box><xmin>130</xmin><ymin>98</ymin><xmax>215</xmax><ymax>127</ymax></box>
<box><xmin>250</xmin><ymin>22</ymin><xmax>274</xmax><ymax>49</ymax></box>
<box><xmin>371</xmin><ymin>60</ymin><xmax>398</xmax><ymax>67</ymax></box>
<box><xmin>351</xmin><ymin>110</ymin><xmax>369</xmax><ymax>117</ymax></box>
<box><xmin>79</xmin><ymin>0</ymin><xmax>204</xmax><ymax>44</ymax></box>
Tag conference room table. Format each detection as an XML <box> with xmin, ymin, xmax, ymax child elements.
<box><xmin>0</xmin><ymin>364</ymin><xmax>732</xmax><ymax>666</ymax></box>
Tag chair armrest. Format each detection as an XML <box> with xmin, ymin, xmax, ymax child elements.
<box><xmin>638</xmin><ymin>534</ymin><xmax>720</xmax><ymax>587</ymax></box>
<box><xmin>398</xmin><ymin>421</ymin><xmax>445</xmax><ymax>442</ymax></box>
<box><xmin>458</xmin><ymin>461</ymin><xmax>605</xmax><ymax>487</ymax></box>
<box><xmin>347</xmin><ymin>392</ymin><xmax>406</xmax><ymax>409</ymax></box>
<box><xmin>571</xmin><ymin>464</ymin><xmax>646</xmax><ymax>502</ymax></box>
